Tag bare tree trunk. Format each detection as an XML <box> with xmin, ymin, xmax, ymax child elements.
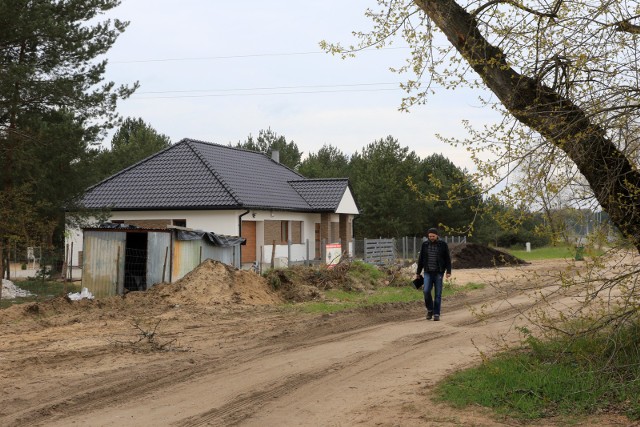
<box><xmin>415</xmin><ymin>0</ymin><xmax>640</xmax><ymax>252</ymax></box>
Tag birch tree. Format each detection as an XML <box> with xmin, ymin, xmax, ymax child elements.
<box><xmin>322</xmin><ymin>0</ymin><xmax>640</xmax><ymax>253</ymax></box>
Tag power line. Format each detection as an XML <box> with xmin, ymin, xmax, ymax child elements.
<box><xmin>135</xmin><ymin>82</ymin><xmax>401</xmax><ymax>95</ymax></box>
<box><xmin>110</xmin><ymin>46</ymin><xmax>411</xmax><ymax>64</ymax></box>
<box><xmin>132</xmin><ymin>87</ymin><xmax>403</xmax><ymax>100</ymax></box>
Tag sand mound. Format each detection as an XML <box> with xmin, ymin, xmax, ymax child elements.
<box><xmin>450</xmin><ymin>243</ymin><xmax>528</xmax><ymax>269</ymax></box>
<box><xmin>151</xmin><ymin>259</ymin><xmax>282</xmax><ymax>306</ymax></box>
<box><xmin>0</xmin><ymin>250</ymin><xmax>527</xmax><ymax>324</ymax></box>
<box><xmin>0</xmin><ymin>259</ymin><xmax>282</xmax><ymax>324</ymax></box>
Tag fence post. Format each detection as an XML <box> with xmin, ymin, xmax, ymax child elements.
<box><xmin>306</xmin><ymin>239</ymin><xmax>310</xmax><ymax>266</ymax></box>
<box><xmin>413</xmin><ymin>236</ymin><xmax>416</xmax><ymax>260</ymax></box>
<box><xmin>352</xmin><ymin>237</ymin><xmax>355</xmax><ymax>259</ymax></box>
<box><xmin>287</xmin><ymin>240</ymin><xmax>292</xmax><ymax>267</ymax></box>
<box><xmin>404</xmin><ymin>237</ymin><xmax>407</xmax><ymax>261</ymax></box>
<box><xmin>363</xmin><ymin>238</ymin><xmax>368</xmax><ymax>263</ymax></box>
<box><xmin>116</xmin><ymin>246</ymin><xmax>123</xmax><ymax>296</ymax></box>
<box><xmin>162</xmin><ymin>246</ymin><xmax>168</xmax><ymax>283</ymax></box>
<box><xmin>69</xmin><ymin>242</ymin><xmax>74</xmax><ymax>282</ymax></box>
<box><xmin>271</xmin><ymin>240</ymin><xmax>276</xmax><ymax>269</ymax></box>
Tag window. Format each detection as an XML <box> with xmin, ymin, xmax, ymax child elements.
<box><xmin>291</xmin><ymin>221</ymin><xmax>302</xmax><ymax>244</ymax></box>
<box><xmin>172</xmin><ymin>219</ymin><xmax>186</xmax><ymax>227</ymax></box>
<box><xmin>281</xmin><ymin>221</ymin><xmax>289</xmax><ymax>242</ymax></box>
<box><xmin>265</xmin><ymin>220</ymin><xmax>303</xmax><ymax>244</ymax></box>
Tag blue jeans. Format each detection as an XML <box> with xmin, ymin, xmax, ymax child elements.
<box><xmin>423</xmin><ymin>271</ymin><xmax>443</xmax><ymax>315</ymax></box>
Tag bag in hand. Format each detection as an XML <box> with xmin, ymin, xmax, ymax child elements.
<box><xmin>412</xmin><ymin>275</ymin><xmax>424</xmax><ymax>290</ymax></box>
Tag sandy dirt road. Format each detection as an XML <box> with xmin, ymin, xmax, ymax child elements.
<box><xmin>0</xmin><ymin>259</ymin><xmax>633</xmax><ymax>426</ymax></box>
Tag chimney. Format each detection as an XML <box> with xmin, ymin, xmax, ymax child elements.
<box><xmin>271</xmin><ymin>149</ymin><xmax>280</xmax><ymax>163</ymax></box>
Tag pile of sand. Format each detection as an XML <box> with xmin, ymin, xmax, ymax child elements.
<box><xmin>151</xmin><ymin>259</ymin><xmax>282</xmax><ymax>306</ymax></box>
<box><xmin>0</xmin><ymin>249</ymin><xmax>528</xmax><ymax>323</ymax></box>
<box><xmin>450</xmin><ymin>243</ymin><xmax>528</xmax><ymax>269</ymax></box>
<box><xmin>0</xmin><ymin>259</ymin><xmax>281</xmax><ymax>324</ymax></box>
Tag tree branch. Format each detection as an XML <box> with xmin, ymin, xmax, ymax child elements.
<box><xmin>472</xmin><ymin>0</ymin><xmax>560</xmax><ymax>19</ymax></box>
<box><xmin>616</xmin><ymin>19</ymin><xmax>640</xmax><ymax>34</ymax></box>
<box><xmin>413</xmin><ymin>0</ymin><xmax>640</xmax><ymax>251</ymax></box>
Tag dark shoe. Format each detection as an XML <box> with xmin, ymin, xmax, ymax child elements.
<box><xmin>426</xmin><ymin>311</ymin><xmax>433</xmax><ymax>320</ymax></box>
<box><xmin>433</xmin><ymin>315</ymin><xmax>440</xmax><ymax>321</ymax></box>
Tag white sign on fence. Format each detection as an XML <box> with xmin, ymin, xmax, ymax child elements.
<box><xmin>325</xmin><ymin>243</ymin><xmax>342</xmax><ymax>267</ymax></box>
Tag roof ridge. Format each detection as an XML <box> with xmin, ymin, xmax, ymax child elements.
<box><xmin>183</xmin><ymin>140</ymin><xmax>243</xmax><ymax>205</ymax></box>
<box><xmin>183</xmin><ymin>138</ymin><xmax>306</xmax><ymax>179</ymax></box>
<box><xmin>289</xmin><ymin>177</ymin><xmax>348</xmax><ymax>183</ymax></box>
<box><xmin>182</xmin><ymin>138</ymin><xmax>272</xmax><ymax>156</ymax></box>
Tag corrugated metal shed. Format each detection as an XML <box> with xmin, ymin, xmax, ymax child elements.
<box><xmin>81</xmin><ymin>224</ymin><xmax>243</xmax><ymax>297</ymax></box>
<box><xmin>82</xmin><ymin>230</ymin><xmax>126</xmax><ymax>297</ymax></box>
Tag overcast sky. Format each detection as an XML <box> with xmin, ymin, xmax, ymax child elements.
<box><xmin>101</xmin><ymin>1</ymin><xmax>499</xmax><ymax>170</ymax></box>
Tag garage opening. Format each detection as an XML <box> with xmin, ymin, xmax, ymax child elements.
<box><xmin>125</xmin><ymin>232</ymin><xmax>147</xmax><ymax>291</ymax></box>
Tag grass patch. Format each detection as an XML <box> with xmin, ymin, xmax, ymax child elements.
<box><xmin>507</xmin><ymin>245</ymin><xmax>605</xmax><ymax>261</ymax></box>
<box><xmin>435</xmin><ymin>322</ymin><xmax>640</xmax><ymax>422</ymax></box>
<box><xmin>293</xmin><ymin>280</ymin><xmax>484</xmax><ymax>314</ymax></box>
<box><xmin>508</xmin><ymin>246</ymin><xmax>575</xmax><ymax>261</ymax></box>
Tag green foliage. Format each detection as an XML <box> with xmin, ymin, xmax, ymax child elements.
<box><xmin>348</xmin><ymin>136</ymin><xmax>423</xmax><ymax>237</ymax></box>
<box><xmin>0</xmin><ymin>0</ymin><xmax>136</xmax><ymax>273</ymax></box>
<box><xmin>496</xmin><ymin>229</ymin><xmax>551</xmax><ymax>248</ymax></box>
<box><xmin>92</xmin><ymin>117</ymin><xmax>172</xmax><ymax>181</ymax></box>
<box><xmin>299</xmin><ymin>144</ymin><xmax>350</xmax><ymax>178</ymax></box>
<box><xmin>346</xmin><ymin>260</ymin><xmax>385</xmax><ymax>282</ymax></box>
<box><xmin>436</xmin><ymin>352</ymin><xmax>602</xmax><ymax>420</ymax></box>
<box><xmin>233</xmin><ymin>128</ymin><xmax>302</xmax><ymax>170</ymax></box>
<box><xmin>228</xmin><ymin>127</ymin><xmax>541</xmax><ymax>242</ymax></box>
<box><xmin>264</xmin><ymin>259</ymin><xmax>385</xmax><ymax>294</ymax></box>
<box><xmin>409</xmin><ymin>153</ymin><xmax>484</xmax><ymax>237</ymax></box>
<box><xmin>436</xmin><ymin>321</ymin><xmax>640</xmax><ymax>422</ymax></box>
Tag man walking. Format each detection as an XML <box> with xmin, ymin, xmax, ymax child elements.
<box><xmin>416</xmin><ymin>228</ymin><xmax>452</xmax><ymax>321</ymax></box>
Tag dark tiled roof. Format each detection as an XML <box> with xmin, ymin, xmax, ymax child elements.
<box><xmin>289</xmin><ymin>179</ymin><xmax>350</xmax><ymax>210</ymax></box>
<box><xmin>79</xmin><ymin>139</ymin><xmax>350</xmax><ymax>212</ymax></box>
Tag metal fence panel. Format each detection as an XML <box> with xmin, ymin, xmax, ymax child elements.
<box><xmin>355</xmin><ymin>235</ymin><xmax>466</xmax><ymax>266</ymax></box>
<box><xmin>363</xmin><ymin>238</ymin><xmax>396</xmax><ymax>265</ymax></box>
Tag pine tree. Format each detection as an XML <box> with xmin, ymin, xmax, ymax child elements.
<box><xmin>0</xmin><ymin>0</ymin><xmax>136</xmax><ymax>277</ymax></box>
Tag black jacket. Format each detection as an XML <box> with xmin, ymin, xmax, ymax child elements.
<box><xmin>416</xmin><ymin>239</ymin><xmax>452</xmax><ymax>275</ymax></box>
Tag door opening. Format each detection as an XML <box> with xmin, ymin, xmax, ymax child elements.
<box><xmin>124</xmin><ymin>232</ymin><xmax>148</xmax><ymax>291</ymax></box>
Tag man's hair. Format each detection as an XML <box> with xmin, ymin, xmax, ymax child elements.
<box><xmin>427</xmin><ymin>227</ymin><xmax>439</xmax><ymax>235</ymax></box>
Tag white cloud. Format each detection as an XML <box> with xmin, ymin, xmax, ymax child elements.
<box><xmin>102</xmin><ymin>0</ymin><xmax>501</xmax><ymax>173</ymax></box>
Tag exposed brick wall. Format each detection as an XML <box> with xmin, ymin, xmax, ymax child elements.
<box><xmin>330</xmin><ymin>222</ymin><xmax>339</xmax><ymax>243</ymax></box>
<box><xmin>264</xmin><ymin>220</ymin><xmax>282</xmax><ymax>244</ymax></box>
<box><xmin>339</xmin><ymin>214</ymin><xmax>351</xmax><ymax>255</ymax></box>
<box><xmin>320</xmin><ymin>213</ymin><xmax>330</xmax><ymax>242</ymax></box>
<box><xmin>291</xmin><ymin>221</ymin><xmax>302</xmax><ymax>244</ymax></box>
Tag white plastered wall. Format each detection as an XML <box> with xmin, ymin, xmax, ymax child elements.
<box><xmin>247</xmin><ymin>209</ymin><xmax>320</xmax><ymax>265</ymax></box>
<box><xmin>65</xmin><ymin>209</ymin><xmax>247</xmax><ymax>268</ymax></box>
<box><xmin>65</xmin><ymin>209</ymin><xmax>331</xmax><ymax>269</ymax></box>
